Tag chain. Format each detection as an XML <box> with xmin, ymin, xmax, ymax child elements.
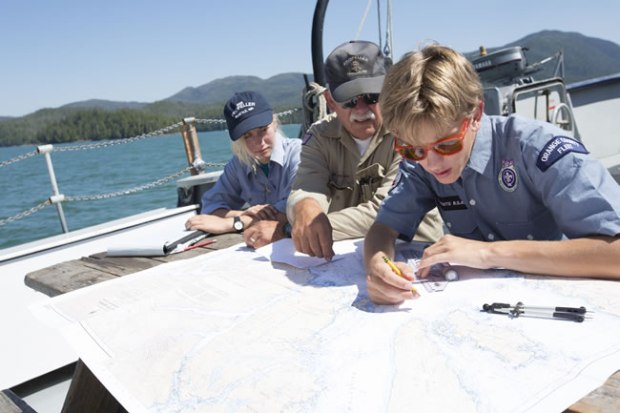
<box><xmin>0</xmin><ymin>122</ymin><xmax>184</xmax><ymax>168</ymax></box>
<box><xmin>195</xmin><ymin>118</ymin><xmax>227</xmax><ymax>126</ymax></box>
<box><xmin>275</xmin><ymin>107</ymin><xmax>302</xmax><ymax>119</ymax></box>
<box><xmin>0</xmin><ymin>150</ymin><xmax>38</xmax><ymax>168</ymax></box>
<box><xmin>195</xmin><ymin>108</ymin><xmax>300</xmax><ymax>126</ymax></box>
<box><xmin>2</xmin><ymin>112</ymin><xmax>301</xmax><ymax>167</ymax></box>
<box><xmin>65</xmin><ymin>166</ymin><xmax>194</xmax><ymax>202</ymax></box>
<box><xmin>0</xmin><ymin>112</ymin><xmax>300</xmax><ymax>226</ymax></box>
<box><xmin>0</xmin><ymin>163</ymin><xmax>226</xmax><ymax>227</ymax></box>
<box><xmin>55</xmin><ymin>121</ymin><xmax>184</xmax><ymax>152</ymax></box>
<box><xmin>62</xmin><ymin>162</ymin><xmax>219</xmax><ymax>202</ymax></box>
<box><xmin>0</xmin><ymin>200</ymin><xmax>51</xmax><ymax>226</ymax></box>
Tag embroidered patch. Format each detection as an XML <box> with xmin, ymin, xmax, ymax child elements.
<box><xmin>498</xmin><ymin>160</ymin><xmax>518</xmax><ymax>192</ymax></box>
<box><xmin>437</xmin><ymin>196</ymin><xmax>467</xmax><ymax>211</ymax></box>
<box><xmin>302</xmin><ymin>132</ymin><xmax>314</xmax><ymax>145</ymax></box>
<box><xmin>536</xmin><ymin>136</ymin><xmax>589</xmax><ymax>172</ymax></box>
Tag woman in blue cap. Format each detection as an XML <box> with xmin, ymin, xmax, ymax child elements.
<box><xmin>185</xmin><ymin>90</ymin><xmax>301</xmax><ymax>248</ymax></box>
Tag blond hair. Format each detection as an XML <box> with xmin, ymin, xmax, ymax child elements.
<box><xmin>380</xmin><ymin>44</ymin><xmax>483</xmax><ymax>139</ymax></box>
<box><xmin>231</xmin><ymin>114</ymin><xmax>280</xmax><ymax>169</ymax></box>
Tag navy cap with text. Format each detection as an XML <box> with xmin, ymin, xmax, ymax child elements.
<box><xmin>224</xmin><ymin>91</ymin><xmax>273</xmax><ymax>141</ymax></box>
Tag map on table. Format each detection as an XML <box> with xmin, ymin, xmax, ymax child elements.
<box><xmin>35</xmin><ymin>239</ymin><xmax>620</xmax><ymax>413</ymax></box>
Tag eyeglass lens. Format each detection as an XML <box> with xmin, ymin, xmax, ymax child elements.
<box><xmin>343</xmin><ymin>94</ymin><xmax>380</xmax><ymax>109</ymax></box>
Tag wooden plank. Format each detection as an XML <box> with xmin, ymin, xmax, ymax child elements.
<box><xmin>24</xmin><ymin>233</ymin><xmax>245</xmax><ymax>297</ymax></box>
<box><xmin>80</xmin><ymin>254</ymin><xmax>162</xmax><ymax>276</ymax></box>
<box><xmin>565</xmin><ymin>370</ymin><xmax>620</xmax><ymax>413</ymax></box>
<box><xmin>201</xmin><ymin>232</ymin><xmax>245</xmax><ymax>250</ymax></box>
<box><xmin>25</xmin><ymin>260</ymin><xmax>117</xmax><ymax>297</ymax></box>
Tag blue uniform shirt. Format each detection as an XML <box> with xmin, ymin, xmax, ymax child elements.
<box><xmin>377</xmin><ymin>114</ymin><xmax>620</xmax><ymax>241</ymax></box>
<box><xmin>201</xmin><ymin>132</ymin><xmax>301</xmax><ymax>214</ymax></box>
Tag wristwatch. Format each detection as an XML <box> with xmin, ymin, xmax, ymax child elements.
<box><xmin>233</xmin><ymin>216</ymin><xmax>244</xmax><ymax>233</ymax></box>
<box><xmin>283</xmin><ymin>222</ymin><xmax>292</xmax><ymax>238</ymax></box>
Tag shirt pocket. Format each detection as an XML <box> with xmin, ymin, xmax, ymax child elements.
<box><xmin>328</xmin><ymin>174</ymin><xmax>354</xmax><ymax>208</ymax></box>
<box><xmin>442</xmin><ymin>210</ymin><xmax>478</xmax><ymax>238</ymax></box>
<box><xmin>356</xmin><ymin>163</ymin><xmax>385</xmax><ymax>202</ymax></box>
<box><xmin>494</xmin><ymin>209</ymin><xmax>561</xmax><ymax>240</ymax></box>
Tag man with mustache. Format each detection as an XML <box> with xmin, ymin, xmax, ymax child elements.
<box><xmin>287</xmin><ymin>41</ymin><xmax>443</xmax><ymax>260</ymax></box>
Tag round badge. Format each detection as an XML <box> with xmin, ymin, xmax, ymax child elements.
<box><xmin>498</xmin><ymin>160</ymin><xmax>518</xmax><ymax>192</ymax></box>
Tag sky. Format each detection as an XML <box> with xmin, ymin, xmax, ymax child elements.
<box><xmin>1</xmin><ymin>0</ymin><xmax>619</xmax><ymax>117</ymax></box>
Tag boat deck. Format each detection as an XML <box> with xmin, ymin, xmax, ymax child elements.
<box><xmin>22</xmin><ymin>233</ymin><xmax>620</xmax><ymax>413</ymax></box>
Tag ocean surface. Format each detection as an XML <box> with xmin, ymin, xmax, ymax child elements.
<box><xmin>0</xmin><ymin>124</ymin><xmax>302</xmax><ymax>250</ymax></box>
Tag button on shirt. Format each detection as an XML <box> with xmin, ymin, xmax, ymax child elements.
<box><xmin>201</xmin><ymin>132</ymin><xmax>301</xmax><ymax>214</ymax></box>
<box><xmin>377</xmin><ymin>114</ymin><xmax>620</xmax><ymax>241</ymax></box>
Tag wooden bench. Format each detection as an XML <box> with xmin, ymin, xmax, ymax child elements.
<box><xmin>25</xmin><ymin>233</ymin><xmax>244</xmax><ymax>297</ymax></box>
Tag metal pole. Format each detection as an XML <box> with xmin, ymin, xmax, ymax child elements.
<box><xmin>37</xmin><ymin>144</ymin><xmax>69</xmax><ymax>233</ymax></box>
<box><xmin>180</xmin><ymin>117</ymin><xmax>205</xmax><ymax>175</ymax></box>
<box><xmin>311</xmin><ymin>0</ymin><xmax>329</xmax><ymax>87</ymax></box>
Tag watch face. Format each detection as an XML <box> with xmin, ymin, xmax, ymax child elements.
<box><xmin>233</xmin><ymin>217</ymin><xmax>244</xmax><ymax>232</ymax></box>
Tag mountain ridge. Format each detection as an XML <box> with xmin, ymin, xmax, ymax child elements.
<box><xmin>12</xmin><ymin>30</ymin><xmax>616</xmax><ymax>118</ymax></box>
<box><xmin>1</xmin><ymin>30</ymin><xmax>619</xmax><ymax>146</ymax></box>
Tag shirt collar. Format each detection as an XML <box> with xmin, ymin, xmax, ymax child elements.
<box><xmin>268</xmin><ymin>131</ymin><xmax>286</xmax><ymax>167</ymax></box>
<box><xmin>466</xmin><ymin>115</ymin><xmax>492</xmax><ymax>175</ymax></box>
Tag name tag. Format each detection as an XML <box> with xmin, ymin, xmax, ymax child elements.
<box><xmin>437</xmin><ymin>196</ymin><xmax>467</xmax><ymax>211</ymax></box>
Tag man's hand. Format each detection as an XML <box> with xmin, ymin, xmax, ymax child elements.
<box><xmin>243</xmin><ymin>220</ymin><xmax>284</xmax><ymax>249</ymax></box>
<box><xmin>291</xmin><ymin>198</ymin><xmax>334</xmax><ymax>260</ymax></box>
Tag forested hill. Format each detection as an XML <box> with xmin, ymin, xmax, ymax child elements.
<box><xmin>2</xmin><ymin>30</ymin><xmax>619</xmax><ymax>147</ymax></box>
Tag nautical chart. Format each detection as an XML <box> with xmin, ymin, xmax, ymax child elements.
<box><xmin>36</xmin><ymin>239</ymin><xmax>620</xmax><ymax>413</ymax></box>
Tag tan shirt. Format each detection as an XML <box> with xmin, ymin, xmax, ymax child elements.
<box><xmin>287</xmin><ymin>113</ymin><xmax>443</xmax><ymax>242</ymax></box>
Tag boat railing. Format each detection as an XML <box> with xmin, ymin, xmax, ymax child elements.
<box><xmin>0</xmin><ymin>109</ymin><xmax>300</xmax><ymax>234</ymax></box>
<box><xmin>473</xmin><ymin>47</ymin><xmax>580</xmax><ymax>139</ymax></box>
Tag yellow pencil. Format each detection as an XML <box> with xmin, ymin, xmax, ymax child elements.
<box><xmin>382</xmin><ymin>256</ymin><xmax>418</xmax><ymax>295</ymax></box>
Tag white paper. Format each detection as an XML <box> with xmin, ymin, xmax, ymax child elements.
<box><xmin>255</xmin><ymin>238</ymin><xmax>355</xmax><ymax>268</ymax></box>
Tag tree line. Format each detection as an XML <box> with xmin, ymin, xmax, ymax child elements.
<box><xmin>0</xmin><ymin>105</ymin><xmax>303</xmax><ymax>147</ymax></box>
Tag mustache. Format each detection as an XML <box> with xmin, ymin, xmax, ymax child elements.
<box><xmin>349</xmin><ymin>111</ymin><xmax>376</xmax><ymax>122</ymax></box>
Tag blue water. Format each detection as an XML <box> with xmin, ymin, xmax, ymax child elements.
<box><xmin>0</xmin><ymin>124</ymin><xmax>302</xmax><ymax>250</ymax></box>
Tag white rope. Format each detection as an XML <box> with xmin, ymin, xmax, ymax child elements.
<box><xmin>377</xmin><ymin>0</ymin><xmax>382</xmax><ymax>47</ymax></box>
<box><xmin>384</xmin><ymin>0</ymin><xmax>393</xmax><ymax>58</ymax></box>
<box><xmin>355</xmin><ymin>0</ymin><xmax>374</xmax><ymax>40</ymax></box>
<box><xmin>303</xmin><ymin>82</ymin><xmax>328</xmax><ymax>131</ymax></box>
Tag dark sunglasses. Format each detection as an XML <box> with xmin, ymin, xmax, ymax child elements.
<box><xmin>341</xmin><ymin>94</ymin><xmax>380</xmax><ymax>109</ymax></box>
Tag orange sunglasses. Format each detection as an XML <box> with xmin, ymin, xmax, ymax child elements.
<box><xmin>394</xmin><ymin>118</ymin><xmax>471</xmax><ymax>161</ymax></box>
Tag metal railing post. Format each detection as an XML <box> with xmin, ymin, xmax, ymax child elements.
<box><xmin>180</xmin><ymin>117</ymin><xmax>205</xmax><ymax>175</ymax></box>
<box><xmin>37</xmin><ymin>144</ymin><xmax>69</xmax><ymax>233</ymax></box>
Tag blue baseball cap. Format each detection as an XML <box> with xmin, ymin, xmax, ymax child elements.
<box><xmin>223</xmin><ymin>91</ymin><xmax>273</xmax><ymax>141</ymax></box>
